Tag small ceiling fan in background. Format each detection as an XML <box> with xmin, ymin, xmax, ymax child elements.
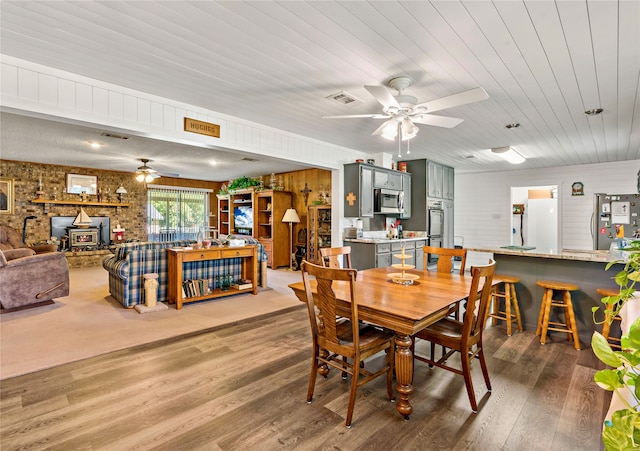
<box><xmin>135</xmin><ymin>158</ymin><xmax>179</xmax><ymax>182</ymax></box>
<box><xmin>323</xmin><ymin>76</ymin><xmax>489</xmax><ymax>141</ymax></box>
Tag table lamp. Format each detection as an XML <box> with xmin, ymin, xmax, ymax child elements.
<box><xmin>282</xmin><ymin>208</ymin><xmax>300</xmax><ymax>270</ymax></box>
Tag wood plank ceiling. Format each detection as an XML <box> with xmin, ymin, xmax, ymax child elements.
<box><xmin>0</xmin><ymin>0</ymin><xmax>638</xmax><ymax>180</ymax></box>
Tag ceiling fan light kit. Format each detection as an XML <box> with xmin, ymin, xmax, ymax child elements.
<box><xmin>491</xmin><ymin>146</ymin><xmax>525</xmax><ymax>164</ymax></box>
<box><xmin>323</xmin><ymin>75</ymin><xmax>489</xmax><ymax>143</ymax></box>
<box><xmin>135</xmin><ymin>158</ymin><xmax>161</xmax><ymax>183</ymax></box>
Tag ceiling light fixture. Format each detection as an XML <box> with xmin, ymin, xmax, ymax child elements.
<box><xmin>89</xmin><ymin>141</ymin><xmax>101</xmax><ymax>149</ymax></box>
<box><xmin>491</xmin><ymin>146</ymin><xmax>525</xmax><ymax>164</ymax></box>
<box><xmin>136</xmin><ymin>173</ymin><xmax>155</xmax><ymax>183</ymax></box>
<box><xmin>585</xmin><ymin>108</ymin><xmax>603</xmax><ymax>116</ymax></box>
<box><xmin>381</xmin><ymin>119</ymin><xmax>398</xmax><ymax>140</ymax></box>
<box><xmin>505</xmin><ymin>123</ymin><xmax>520</xmax><ymax>129</ymax></box>
<box><xmin>401</xmin><ymin>117</ymin><xmax>419</xmax><ymax>141</ymax></box>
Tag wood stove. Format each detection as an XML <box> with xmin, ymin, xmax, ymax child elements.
<box><xmin>66</xmin><ymin>227</ymin><xmax>100</xmax><ymax>249</ymax></box>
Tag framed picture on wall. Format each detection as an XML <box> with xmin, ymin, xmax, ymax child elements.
<box><xmin>0</xmin><ymin>177</ymin><xmax>14</xmax><ymax>214</ymax></box>
<box><xmin>66</xmin><ymin>173</ymin><xmax>97</xmax><ymax>195</ymax></box>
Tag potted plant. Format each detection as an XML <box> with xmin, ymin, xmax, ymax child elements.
<box><xmin>593</xmin><ymin>240</ymin><xmax>640</xmax><ymax>325</ymax></box>
<box><xmin>592</xmin><ymin>240</ymin><xmax>640</xmax><ymax>450</ymax></box>
<box><xmin>591</xmin><ymin>320</ymin><xmax>640</xmax><ymax>450</ymax></box>
<box><xmin>227</xmin><ymin>176</ymin><xmax>261</xmax><ymax>193</ymax></box>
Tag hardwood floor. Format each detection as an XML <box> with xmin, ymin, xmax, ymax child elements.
<box><xmin>1</xmin><ymin>305</ymin><xmax>610</xmax><ymax>450</ymax></box>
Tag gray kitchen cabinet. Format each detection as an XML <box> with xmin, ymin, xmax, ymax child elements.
<box><xmin>376</xmin><ymin>251</ymin><xmax>392</xmax><ymax>268</ymax></box>
<box><xmin>404</xmin><ymin>159</ymin><xmax>454</xmax><ymax>236</ymax></box>
<box><xmin>348</xmin><ymin>240</ymin><xmax>426</xmax><ymax>270</ymax></box>
<box><xmin>428</xmin><ymin>160</ymin><xmax>443</xmax><ymax>198</ymax></box>
<box><xmin>349</xmin><ymin>241</ymin><xmax>390</xmax><ymax>270</ymax></box>
<box><xmin>392</xmin><ymin>241</ymin><xmax>415</xmax><ymax>267</ymax></box>
<box><xmin>414</xmin><ymin>241</ymin><xmax>426</xmax><ymax>270</ymax></box>
<box><xmin>443</xmin><ymin>165</ymin><xmax>454</xmax><ymax>200</ymax></box>
<box><xmin>400</xmin><ymin>172</ymin><xmax>411</xmax><ymax>218</ymax></box>
<box><xmin>344</xmin><ymin>163</ymin><xmax>374</xmax><ymax>217</ymax></box>
<box><xmin>345</xmin><ymin>163</ymin><xmax>409</xmax><ymax>218</ymax></box>
<box><xmin>374</xmin><ymin>168</ymin><xmax>403</xmax><ymax>190</ymax></box>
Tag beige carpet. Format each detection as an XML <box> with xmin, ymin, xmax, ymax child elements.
<box><xmin>0</xmin><ymin>265</ymin><xmax>304</xmax><ymax>380</ymax></box>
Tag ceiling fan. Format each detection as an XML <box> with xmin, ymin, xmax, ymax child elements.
<box><xmin>323</xmin><ymin>76</ymin><xmax>489</xmax><ymax>140</ymax></box>
<box><xmin>135</xmin><ymin>158</ymin><xmax>161</xmax><ymax>182</ymax></box>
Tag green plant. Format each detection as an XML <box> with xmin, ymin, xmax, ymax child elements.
<box><xmin>592</xmin><ymin>319</ymin><xmax>640</xmax><ymax>450</ymax></box>
<box><xmin>227</xmin><ymin>176</ymin><xmax>260</xmax><ymax>191</ymax></box>
<box><xmin>593</xmin><ymin>240</ymin><xmax>640</xmax><ymax>329</ymax></box>
<box><xmin>591</xmin><ymin>240</ymin><xmax>640</xmax><ymax>450</ymax></box>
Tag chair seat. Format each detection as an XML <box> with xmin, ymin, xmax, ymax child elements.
<box><xmin>416</xmin><ymin>318</ymin><xmax>463</xmax><ymax>341</ymax></box>
<box><xmin>331</xmin><ymin>321</ymin><xmax>395</xmax><ymax>349</ymax></box>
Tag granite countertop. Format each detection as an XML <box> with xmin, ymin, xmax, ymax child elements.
<box><xmin>466</xmin><ymin>246</ymin><xmax>624</xmax><ymax>263</ymax></box>
<box><xmin>344</xmin><ymin>236</ymin><xmax>428</xmax><ymax>244</ymax></box>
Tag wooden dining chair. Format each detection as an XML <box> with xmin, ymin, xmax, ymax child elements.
<box><xmin>319</xmin><ymin>246</ymin><xmax>352</xmax><ymax>269</ymax></box>
<box><xmin>413</xmin><ymin>259</ymin><xmax>497</xmax><ymax>413</ymax></box>
<box><xmin>422</xmin><ymin>245</ymin><xmax>467</xmax><ymax>275</ymax></box>
<box><xmin>423</xmin><ymin>245</ymin><xmax>468</xmax><ymax>320</ymax></box>
<box><xmin>301</xmin><ymin>260</ymin><xmax>395</xmax><ymax>428</ymax></box>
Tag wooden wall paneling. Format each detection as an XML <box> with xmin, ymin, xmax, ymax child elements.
<box><xmin>277</xmin><ymin>168</ymin><xmax>331</xmax><ymax>248</ymax></box>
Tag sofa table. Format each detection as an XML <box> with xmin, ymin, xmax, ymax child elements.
<box><xmin>167</xmin><ymin>245</ymin><xmax>258</xmax><ymax>309</ymax></box>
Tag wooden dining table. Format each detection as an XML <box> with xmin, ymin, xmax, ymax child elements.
<box><xmin>288</xmin><ymin>265</ymin><xmax>499</xmax><ymax>420</ymax></box>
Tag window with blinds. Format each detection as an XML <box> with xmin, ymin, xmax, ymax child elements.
<box><xmin>147</xmin><ymin>186</ymin><xmax>211</xmax><ymax>242</ymax></box>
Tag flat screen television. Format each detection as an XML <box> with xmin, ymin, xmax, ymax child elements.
<box><xmin>234</xmin><ymin>206</ymin><xmax>253</xmax><ymax>234</ymax></box>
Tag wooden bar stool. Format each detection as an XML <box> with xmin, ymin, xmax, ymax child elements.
<box><xmin>488</xmin><ymin>274</ymin><xmax>523</xmax><ymax>336</ymax></box>
<box><xmin>597</xmin><ymin>287</ymin><xmax>622</xmax><ymax>350</ymax></box>
<box><xmin>535</xmin><ymin>280</ymin><xmax>581</xmax><ymax>350</ymax></box>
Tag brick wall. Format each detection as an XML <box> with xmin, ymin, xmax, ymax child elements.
<box><xmin>1</xmin><ymin>160</ymin><xmax>150</xmax><ymax>244</ymax></box>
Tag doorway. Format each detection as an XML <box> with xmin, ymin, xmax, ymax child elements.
<box><xmin>510</xmin><ymin>185</ymin><xmax>559</xmax><ymax>251</ymax></box>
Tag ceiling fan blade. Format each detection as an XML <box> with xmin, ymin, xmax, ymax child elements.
<box><xmin>158</xmin><ymin>171</ymin><xmax>179</xmax><ymax>178</ymax></box>
<box><xmin>364</xmin><ymin>85</ymin><xmax>400</xmax><ymax>109</ymax></box>
<box><xmin>371</xmin><ymin>120</ymin><xmax>395</xmax><ymax>136</ymax></box>
<box><xmin>322</xmin><ymin>113</ymin><xmax>389</xmax><ymax>119</ymax></box>
<box><xmin>414</xmin><ymin>87</ymin><xmax>489</xmax><ymax>113</ymax></box>
<box><xmin>411</xmin><ymin>114</ymin><xmax>464</xmax><ymax>128</ymax></box>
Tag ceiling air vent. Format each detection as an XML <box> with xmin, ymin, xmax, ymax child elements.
<box><xmin>326</xmin><ymin>91</ymin><xmax>361</xmax><ymax>105</ymax></box>
<box><xmin>242</xmin><ymin>157</ymin><xmax>259</xmax><ymax>162</ymax></box>
<box><xmin>100</xmin><ymin>132</ymin><xmax>130</xmax><ymax>140</ymax></box>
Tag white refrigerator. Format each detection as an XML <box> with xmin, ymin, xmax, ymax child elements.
<box><xmin>527</xmin><ymin>198</ymin><xmax>558</xmax><ymax>252</ymax></box>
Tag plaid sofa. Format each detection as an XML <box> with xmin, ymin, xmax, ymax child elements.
<box><xmin>102</xmin><ymin>238</ymin><xmax>266</xmax><ymax>308</ymax></box>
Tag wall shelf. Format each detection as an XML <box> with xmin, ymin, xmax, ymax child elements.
<box><xmin>31</xmin><ymin>198</ymin><xmax>130</xmax><ymax>214</ymax></box>
<box><xmin>31</xmin><ymin>199</ymin><xmax>130</xmax><ymax>207</ymax></box>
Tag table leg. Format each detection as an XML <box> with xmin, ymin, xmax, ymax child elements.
<box><xmin>394</xmin><ymin>333</ymin><xmax>413</xmax><ymax>419</ymax></box>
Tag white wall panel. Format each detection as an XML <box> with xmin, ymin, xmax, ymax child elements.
<box><xmin>75</xmin><ymin>83</ymin><xmax>92</xmax><ymax>113</ymax></box>
<box><xmin>92</xmin><ymin>87</ymin><xmax>108</xmax><ymax>117</ymax></box>
<box><xmin>137</xmin><ymin>98</ymin><xmax>151</xmax><ymax>125</ymax></box>
<box><xmin>162</xmin><ymin>105</ymin><xmax>175</xmax><ymax>131</ymax></box>
<box><xmin>1</xmin><ymin>64</ymin><xmax>18</xmax><ymax>98</ymax></box>
<box><xmin>123</xmin><ymin>95</ymin><xmax>137</xmax><ymax>123</ymax></box>
<box><xmin>57</xmin><ymin>79</ymin><xmax>75</xmax><ymax>111</ymax></box>
<box><xmin>149</xmin><ymin>101</ymin><xmax>163</xmax><ymax>128</ymax></box>
<box><xmin>108</xmin><ymin>91</ymin><xmax>124</xmax><ymax>120</ymax></box>
<box><xmin>17</xmin><ymin>68</ymin><xmax>38</xmax><ymax>102</ymax></box>
<box><xmin>38</xmin><ymin>74</ymin><xmax>57</xmax><ymax>105</ymax></box>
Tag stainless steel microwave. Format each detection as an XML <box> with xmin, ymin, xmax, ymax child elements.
<box><xmin>374</xmin><ymin>188</ymin><xmax>404</xmax><ymax>214</ymax></box>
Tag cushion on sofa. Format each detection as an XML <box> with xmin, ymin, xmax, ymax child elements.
<box><xmin>2</xmin><ymin>248</ymin><xmax>36</xmax><ymax>261</ymax></box>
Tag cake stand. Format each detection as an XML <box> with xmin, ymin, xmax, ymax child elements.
<box><xmin>388</xmin><ymin>247</ymin><xmax>419</xmax><ymax>285</ymax></box>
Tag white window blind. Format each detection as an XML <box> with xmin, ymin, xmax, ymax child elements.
<box><xmin>147</xmin><ymin>186</ymin><xmax>210</xmax><ymax>242</ymax></box>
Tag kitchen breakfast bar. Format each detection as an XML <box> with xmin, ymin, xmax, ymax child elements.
<box><xmin>467</xmin><ymin>247</ymin><xmax>624</xmax><ymax>344</ymax></box>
